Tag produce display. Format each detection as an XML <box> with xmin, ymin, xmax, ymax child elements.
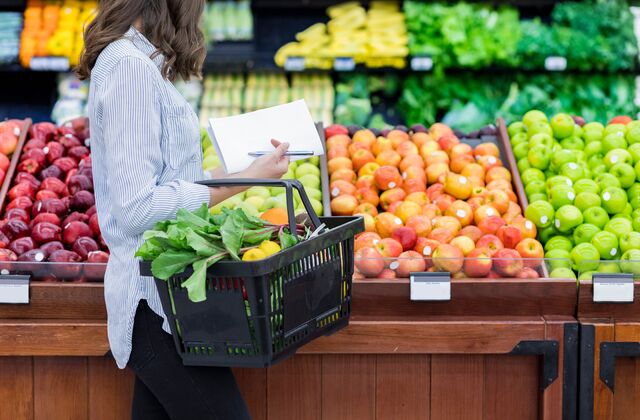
<box><xmin>509</xmin><ymin>111</ymin><xmax>640</xmax><ymax>279</ymax></box>
<box><xmin>0</xmin><ymin>12</ymin><xmax>23</xmax><ymax>65</ymax></box>
<box><xmin>203</xmin><ymin>0</ymin><xmax>253</xmax><ymax>43</ymax></box>
<box><xmin>136</xmin><ymin>204</ymin><xmax>305</xmax><ymax>302</ymax></box>
<box><xmin>334</xmin><ymin>74</ymin><xmax>400</xmax><ymax>129</ymax></box>
<box><xmin>275</xmin><ymin>1</ymin><xmax>408</xmax><ymax>70</ymax></box>
<box><xmin>323</xmin><ymin>123</ymin><xmax>547</xmax><ymax>279</ymax></box>
<box><xmin>20</xmin><ymin>0</ymin><xmax>96</xmax><ymax>68</ymax></box>
<box><xmin>0</xmin><ymin>118</ymin><xmax>109</xmax><ymax>279</ymax></box>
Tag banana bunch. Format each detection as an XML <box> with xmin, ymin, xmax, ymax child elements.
<box><xmin>274</xmin><ymin>1</ymin><xmax>408</xmax><ymax>70</ymax></box>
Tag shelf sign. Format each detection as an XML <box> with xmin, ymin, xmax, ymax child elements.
<box><xmin>0</xmin><ymin>275</ymin><xmax>30</xmax><ymax>304</ymax></box>
<box><xmin>30</xmin><ymin>56</ymin><xmax>70</xmax><ymax>72</ymax></box>
<box><xmin>544</xmin><ymin>56</ymin><xmax>567</xmax><ymax>71</ymax></box>
<box><xmin>284</xmin><ymin>56</ymin><xmax>305</xmax><ymax>72</ymax></box>
<box><xmin>334</xmin><ymin>57</ymin><xmax>355</xmax><ymax>72</ymax></box>
<box><xmin>593</xmin><ymin>274</ymin><xmax>634</xmax><ymax>303</ymax></box>
<box><xmin>410</xmin><ymin>56</ymin><xmax>433</xmax><ymax>71</ymax></box>
<box><xmin>410</xmin><ymin>272</ymin><xmax>451</xmax><ymax>301</ymax></box>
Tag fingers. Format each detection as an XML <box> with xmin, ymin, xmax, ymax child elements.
<box><xmin>272</xmin><ymin>141</ymin><xmax>290</xmax><ymax>160</ymax></box>
<box><xmin>270</xmin><ymin>139</ymin><xmax>282</xmax><ymax>148</ymax></box>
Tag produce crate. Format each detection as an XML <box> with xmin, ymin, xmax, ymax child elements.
<box><xmin>141</xmin><ymin>179</ymin><xmax>364</xmax><ymax>368</ymax></box>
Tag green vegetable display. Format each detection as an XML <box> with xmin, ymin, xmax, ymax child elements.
<box><xmin>136</xmin><ymin>204</ymin><xmax>303</xmax><ymax>303</ymax></box>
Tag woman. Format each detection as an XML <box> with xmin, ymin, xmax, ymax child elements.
<box><xmin>77</xmin><ymin>1</ymin><xmax>289</xmax><ymax>418</ymax></box>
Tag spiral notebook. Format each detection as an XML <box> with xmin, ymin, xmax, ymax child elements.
<box><xmin>207</xmin><ymin>99</ymin><xmax>324</xmax><ymax>174</ymax></box>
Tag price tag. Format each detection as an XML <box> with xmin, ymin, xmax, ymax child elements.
<box><xmin>0</xmin><ymin>275</ymin><xmax>30</xmax><ymax>304</ymax></box>
<box><xmin>410</xmin><ymin>56</ymin><xmax>433</xmax><ymax>71</ymax></box>
<box><xmin>284</xmin><ymin>56</ymin><xmax>305</xmax><ymax>72</ymax></box>
<box><xmin>410</xmin><ymin>272</ymin><xmax>451</xmax><ymax>301</ymax></box>
<box><xmin>334</xmin><ymin>57</ymin><xmax>355</xmax><ymax>72</ymax></box>
<box><xmin>593</xmin><ymin>274</ymin><xmax>634</xmax><ymax>303</ymax></box>
<box><xmin>30</xmin><ymin>56</ymin><xmax>70</xmax><ymax>72</ymax></box>
<box><xmin>544</xmin><ymin>56</ymin><xmax>567</xmax><ymax>72</ymax></box>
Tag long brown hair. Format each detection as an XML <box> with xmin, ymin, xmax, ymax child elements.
<box><xmin>77</xmin><ymin>0</ymin><xmax>206</xmax><ymax>81</ymax></box>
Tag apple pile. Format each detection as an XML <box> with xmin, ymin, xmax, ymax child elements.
<box><xmin>324</xmin><ymin>123</ymin><xmax>546</xmax><ymax>279</ymax></box>
<box><xmin>509</xmin><ymin>111</ymin><xmax>640</xmax><ymax>279</ymax></box>
<box><xmin>0</xmin><ymin>118</ymin><xmax>109</xmax><ymax>279</ymax></box>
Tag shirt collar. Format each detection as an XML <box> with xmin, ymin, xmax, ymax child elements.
<box><xmin>124</xmin><ymin>26</ymin><xmax>164</xmax><ymax>71</ymax></box>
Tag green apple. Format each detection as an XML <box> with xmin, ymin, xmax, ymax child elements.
<box><xmin>270</xmin><ymin>194</ymin><xmax>289</xmax><ymax>210</ymax></box>
<box><xmin>546</xmin><ymin>249</ymin><xmax>572</xmax><ymax>270</ymax></box>
<box><xmin>244</xmin><ymin>195</ymin><xmax>266</xmax><ymax>210</ymax></box>
<box><xmin>523</xmin><ymin>110</ymin><xmax>548</xmax><ymax>127</ymax></box>
<box><xmin>554</xmin><ymin>205</ymin><xmax>583</xmax><ymax>233</ymax></box>
<box><xmin>527</xmin><ymin>122</ymin><xmax>553</xmax><ymax>140</ymax></box>
<box><xmin>538</xmin><ymin>225</ymin><xmax>559</xmax><ymax>244</ymax></box>
<box><xmin>571</xmin><ymin>243</ymin><xmax>600</xmax><ymax>272</ymax></box>
<box><xmin>547</xmin><ymin>175</ymin><xmax>573</xmax><ymax>189</ymax></box>
<box><xmin>269</xmin><ymin>187</ymin><xmax>284</xmax><ymax>196</ymax></box>
<box><xmin>629</xmin><ymin>184</ymin><xmax>640</xmax><ymax>209</ymax></box>
<box><xmin>202</xmin><ymin>155</ymin><xmax>219</xmax><ymax>170</ymax></box>
<box><xmin>560</xmin><ymin>136</ymin><xmax>585</xmax><ymax>150</ymax></box>
<box><xmin>574</xmin><ymin>124</ymin><xmax>584</xmax><ymax>139</ymax></box>
<box><xmin>627</xmin><ymin>120</ymin><xmax>640</xmax><ymax>131</ymax></box>
<box><xmin>595</xmin><ymin>173</ymin><xmax>621</xmax><ymax>190</ymax></box>
<box><xmin>574</xmin><ymin>192</ymin><xmax>601</xmax><ymax>212</ymax></box>
<box><xmin>573</xmin><ymin>224</ymin><xmax>601</xmax><ymax>245</ymax></box>
<box><xmin>513</xmin><ymin>143</ymin><xmax>529</xmax><ymax>161</ymax></box>
<box><xmin>628</xmin><ymin>144</ymin><xmax>640</xmax><ymax>164</ymax></box>
<box><xmin>304</xmin><ymin>187</ymin><xmax>322</xmax><ymax>201</ymax></box>
<box><xmin>309</xmin><ymin>198</ymin><xmax>323</xmax><ymax>216</ymax></box>
<box><xmin>525</xmin><ymin>200</ymin><xmax>555</xmax><ymax>228</ymax></box>
<box><xmin>588</xmin><ymin>154</ymin><xmax>604</xmax><ymax>169</ymax></box>
<box><xmin>517</xmin><ymin>158</ymin><xmax>531</xmax><ymax>173</ymax></box>
<box><xmin>295</xmin><ymin>163</ymin><xmax>320</xmax><ymax>178</ymax></box>
<box><xmin>620</xmin><ymin>232</ymin><xmax>640</xmax><ymax>253</ymax></box>
<box><xmin>551</xmin><ymin>150</ymin><xmax>577</xmax><ymax>171</ymax></box>
<box><xmin>544</xmin><ymin>170</ymin><xmax>557</xmax><ymax>180</ymax></box>
<box><xmin>602</xmin><ymin>133</ymin><xmax>628</xmax><ymax>153</ymax></box>
<box><xmin>528</xmin><ymin>132</ymin><xmax>554</xmax><ymax>149</ymax></box>
<box><xmin>584</xmin><ymin>141</ymin><xmax>603</xmax><ymax>158</ymax></box>
<box><xmin>245</xmin><ymin>186</ymin><xmax>272</xmax><ymax>200</ymax></box>
<box><xmin>528</xmin><ymin>144</ymin><xmax>551</xmax><ymax>170</ymax></box>
<box><xmin>511</xmin><ymin>132</ymin><xmax>529</xmax><ymax>146</ymax></box>
<box><xmin>609</xmin><ymin>163</ymin><xmax>636</xmax><ymax>188</ymax></box>
<box><xmin>604</xmin><ymin>123</ymin><xmax>626</xmax><ymax>137</ymax></box>
<box><xmin>281</xmin><ymin>168</ymin><xmax>295</xmax><ymax>179</ymax></box>
<box><xmin>521</xmin><ymin>168</ymin><xmax>546</xmax><ymax>185</ymax></box>
<box><xmin>237</xmin><ymin>201</ymin><xmax>261</xmax><ymax>218</ymax></box>
<box><xmin>308</xmin><ymin>156</ymin><xmax>320</xmax><ymax>166</ymax></box>
<box><xmin>573</xmin><ymin>179</ymin><xmax>600</xmax><ymax>195</ymax></box>
<box><xmin>626</xmin><ymin>126</ymin><xmax>640</xmax><ymax>146</ymax></box>
<box><xmin>298</xmin><ymin>174</ymin><xmax>321</xmax><ymax>190</ymax></box>
<box><xmin>591</xmin><ymin>231</ymin><xmax>620</xmax><ymax>260</ymax></box>
<box><xmin>601</xmin><ymin>187</ymin><xmax>628</xmax><ymax>215</ymax></box>
<box><xmin>545</xmin><ymin>235</ymin><xmax>574</xmax><ymax>253</ymax></box>
<box><xmin>605</xmin><ymin>218</ymin><xmax>633</xmax><ymax>239</ymax></box>
<box><xmin>604</xmin><ymin>148</ymin><xmax>633</xmax><ymax>169</ymax></box>
<box><xmin>525</xmin><ymin>180</ymin><xmax>547</xmax><ymax>197</ymax></box>
<box><xmin>583</xmin><ymin>130</ymin><xmax>603</xmax><ymax>144</ymax></box>
<box><xmin>620</xmin><ymin>250</ymin><xmax>640</xmax><ymax>275</ymax></box>
<box><xmin>579</xmin><ymin>271</ymin><xmax>596</xmax><ymax>280</ymax></box>
<box><xmin>550</xmin><ymin>267</ymin><xmax>577</xmax><ymax>279</ymax></box>
<box><xmin>560</xmin><ymin>162</ymin><xmax>585</xmax><ymax>183</ymax></box>
<box><xmin>528</xmin><ymin>193</ymin><xmax>548</xmax><ymax>203</ymax></box>
<box><xmin>591</xmin><ymin>164</ymin><xmax>607</xmax><ymax>177</ymax></box>
<box><xmin>584</xmin><ymin>122</ymin><xmax>605</xmax><ymax>133</ymax></box>
<box><xmin>583</xmin><ymin>207</ymin><xmax>610</xmax><ymax>230</ymax></box>
<box><xmin>508</xmin><ymin>121</ymin><xmax>526</xmax><ymax>137</ymax></box>
<box><xmin>598</xmin><ymin>262</ymin><xmax>621</xmax><ymax>274</ymax></box>
<box><xmin>550</xmin><ymin>113</ymin><xmax>575</xmax><ymax>139</ymax></box>
<box><xmin>549</xmin><ymin>185</ymin><xmax>576</xmax><ymax>210</ymax></box>
<box><xmin>636</xmin><ymin>161</ymin><xmax>640</xmax><ymax>183</ymax></box>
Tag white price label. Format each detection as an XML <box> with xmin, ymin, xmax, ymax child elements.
<box><xmin>284</xmin><ymin>57</ymin><xmax>305</xmax><ymax>72</ymax></box>
<box><xmin>334</xmin><ymin>57</ymin><xmax>355</xmax><ymax>72</ymax></box>
<box><xmin>30</xmin><ymin>56</ymin><xmax>70</xmax><ymax>72</ymax></box>
<box><xmin>593</xmin><ymin>274</ymin><xmax>634</xmax><ymax>303</ymax></box>
<box><xmin>0</xmin><ymin>275</ymin><xmax>30</xmax><ymax>304</ymax></box>
<box><xmin>545</xmin><ymin>56</ymin><xmax>567</xmax><ymax>71</ymax></box>
<box><xmin>410</xmin><ymin>272</ymin><xmax>451</xmax><ymax>301</ymax></box>
<box><xmin>410</xmin><ymin>56</ymin><xmax>433</xmax><ymax>71</ymax></box>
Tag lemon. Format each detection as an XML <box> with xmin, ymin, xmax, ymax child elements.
<box><xmin>259</xmin><ymin>241</ymin><xmax>281</xmax><ymax>257</ymax></box>
<box><xmin>242</xmin><ymin>248</ymin><xmax>267</xmax><ymax>261</ymax></box>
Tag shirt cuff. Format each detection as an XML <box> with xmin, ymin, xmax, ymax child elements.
<box><xmin>178</xmin><ymin>180</ymin><xmax>211</xmax><ymax>210</ymax></box>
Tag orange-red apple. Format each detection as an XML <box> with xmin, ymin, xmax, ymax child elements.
<box><xmin>437</xmin><ymin>134</ymin><xmax>460</xmax><ymax>152</ymax></box>
<box><xmin>355</xmin><ymin>232</ymin><xmax>381</xmax><ymax>251</ymax></box>
<box><xmin>326</xmin><ymin>134</ymin><xmax>351</xmax><ymax>150</ymax></box>
<box><xmin>328</xmin><ymin>144</ymin><xmax>349</xmax><ymax>160</ymax></box>
<box><xmin>464</xmin><ymin>248</ymin><xmax>493</xmax><ymax>278</ymax></box>
<box><xmin>511</xmin><ymin>216</ymin><xmax>537</xmax><ymax>240</ymax></box>
<box><xmin>428</xmin><ymin>227</ymin><xmax>455</xmax><ymax>244</ymax></box>
<box><xmin>476</xmin><ymin>234</ymin><xmax>505</xmax><ymax>256</ymax></box>
<box><xmin>445</xmin><ymin>200</ymin><xmax>474</xmax><ymax>227</ymax></box>
<box><xmin>355</xmin><ymin>188</ymin><xmax>380</xmax><ymax>207</ymax></box>
<box><xmin>387</xmin><ymin>130</ymin><xmax>410</xmax><ymax>148</ymax></box>
<box><xmin>352</xmin><ymin>129</ymin><xmax>376</xmax><ymax>147</ymax></box>
<box><xmin>330</xmin><ymin>180</ymin><xmax>356</xmax><ymax>198</ymax></box>
<box><xmin>461</xmin><ymin>163</ymin><xmax>485</xmax><ymax>180</ymax></box>
<box><xmin>374</xmin><ymin>166</ymin><xmax>403</xmax><ymax>190</ymax></box>
<box><xmin>394</xmin><ymin>200</ymin><xmax>422</xmax><ymax>223</ymax></box>
<box><xmin>516</xmin><ymin>267</ymin><xmax>540</xmax><ymax>279</ymax></box>
<box><xmin>330</xmin><ymin>195</ymin><xmax>358</xmax><ymax>216</ymax></box>
<box><xmin>375</xmin><ymin>212</ymin><xmax>404</xmax><ymax>238</ymax></box>
<box><xmin>433</xmin><ymin>216</ymin><xmax>462</xmax><ymax>233</ymax></box>
<box><xmin>421</xmin><ymin>203</ymin><xmax>442</xmax><ymax>220</ymax></box>
<box><xmin>405</xmin><ymin>215</ymin><xmax>432</xmax><ymax>237</ymax></box>
<box><xmin>450</xmin><ymin>154</ymin><xmax>475</xmax><ymax>173</ymax></box>
<box><xmin>474</xmin><ymin>205</ymin><xmax>500</xmax><ymax>225</ymax></box>
<box><xmin>515</xmin><ymin>238</ymin><xmax>544</xmax><ymax>268</ymax></box>
<box><xmin>355</xmin><ymin>175</ymin><xmax>377</xmax><ymax>191</ymax></box>
<box><xmin>392</xmin><ymin>226</ymin><xmax>418</xmax><ymax>251</ymax></box>
<box><xmin>356</xmin><ymin>213</ymin><xmax>376</xmax><ymax>232</ymax></box>
<box><xmin>433</xmin><ymin>194</ymin><xmax>456</xmax><ymax>212</ymax></box>
<box><xmin>380</xmin><ymin>188</ymin><xmax>406</xmax><ymax>211</ymax></box>
<box><xmin>351</xmin><ymin>149</ymin><xmax>376</xmax><ymax>171</ymax></box>
<box><xmin>395</xmin><ymin>250</ymin><xmax>426</xmax><ymax>278</ymax></box>
<box><xmin>450</xmin><ymin>143</ymin><xmax>473</xmax><ymax>157</ymax></box>
<box><xmin>327</xmin><ymin>156</ymin><xmax>353</xmax><ymax>174</ymax></box>
<box><xmin>474</xmin><ymin>142</ymin><xmax>500</xmax><ymax>158</ymax></box>
<box><xmin>376</xmin><ymin>150</ymin><xmax>402</xmax><ymax>167</ymax></box>
<box><xmin>355</xmin><ymin>247</ymin><xmax>385</xmax><ymax>277</ymax></box>
<box><xmin>399</xmin><ymin>155</ymin><xmax>425</xmax><ymax>172</ymax></box>
<box><xmin>492</xmin><ymin>248</ymin><xmax>523</xmax><ymax>277</ymax></box>
<box><xmin>372</xmin><ymin>136</ymin><xmax>393</xmax><ymax>156</ymax></box>
<box><xmin>458</xmin><ymin>225</ymin><xmax>483</xmax><ymax>242</ymax></box>
<box><xmin>485</xmin><ymin>166</ymin><xmax>512</xmax><ymax>184</ymax></box>
<box><xmin>477</xmin><ymin>215</ymin><xmax>506</xmax><ymax>235</ymax></box>
<box><xmin>496</xmin><ymin>225</ymin><xmax>522</xmax><ymax>249</ymax></box>
<box><xmin>484</xmin><ymin>189</ymin><xmax>510</xmax><ymax>214</ymax></box>
<box><xmin>379</xmin><ymin>268</ymin><xmax>397</xmax><ymax>279</ymax></box>
<box><xmin>432</xmin><ymin>243</ymin><xmax>464</xmax><ymax>273</ymax></box>
<box><xmin>330</xmin><ymin>168</ymin><xmax>357</xmax><ymax>184</ymax></box>
<box><xmin>358</xmin><ymin>162</ymin><xmax>380</xmax><ymax>178</ymax></box>
<box><xmin>375</xmin><ymin>238</ymin><xmax>403</xmax><ymax>260</ymax></box>
<box><xmin>403</xmin><ymin>178</ymin><xmax>427</xmax><ymax>194</ymax></box>
<box><xmin>444</xmin><ymin>173</ymin><xmax>472</xmax><ymax>199</ymax></box>
<box><xmin>426</xmin><ymin>163</ymin><xmax>449</xmax><ymax>185</ymax></box>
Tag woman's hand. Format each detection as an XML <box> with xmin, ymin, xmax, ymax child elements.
<box><xmin>244</xmin><ymin>139</ymin><xmax>290</xmax><ymax>179</ymax></box>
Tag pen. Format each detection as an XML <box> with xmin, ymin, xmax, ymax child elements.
<box><xmin>248</xmin><ymin>151</ymin><xmax>315</xmax><ymax>157</ymax></box>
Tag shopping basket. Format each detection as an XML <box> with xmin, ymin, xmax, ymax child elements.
<box><xmin>140</xmin><ymin>179</ymin><xmax>363</xmax><ymax>367</ymax></box>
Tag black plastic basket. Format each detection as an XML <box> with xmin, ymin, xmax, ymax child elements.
<box><xmin>141</xmin><ymin>179</ymin><xmax>363</xmax><ymax>368</ymax></box>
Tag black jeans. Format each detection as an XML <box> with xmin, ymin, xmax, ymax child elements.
<box><xmin>127</xmin><ymin>300</ymin><xmax>251</xmax><ymax>420</ymax></box>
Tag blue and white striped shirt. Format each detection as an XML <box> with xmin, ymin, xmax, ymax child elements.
<box><xmin>88</xmin><ymin>27</ymin><xmax>211</xmax><ymax>368</ymax></box>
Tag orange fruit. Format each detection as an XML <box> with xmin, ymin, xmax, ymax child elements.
<box><xmin>260</xmin><ymin>208</ymin><xmax>289</xmax><ymax>225</ymax></box>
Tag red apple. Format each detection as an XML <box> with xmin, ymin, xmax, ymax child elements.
<box><xmin>515</xmin><ymin>238</ymin><xmax>544</xmax><ymax>269</ymax></box>
<box><xmin>464</xmin><ymin>248</ymin><xmax>493</xmax><ymax>278</ymax></box>
<box><xmin>516</xmin><ymin>267</ymin><xmax>540</xmax><ymax>279</ymax></box>
<box><xmin>355</xmin><ymin>247</ymin><xmax>385</xmax><ymax>278</ymax></box>
<box><xmin>392</xmin><ymin>226</ymin><xmax>418</xmax><ymax>251</ymax></box>
<box><xmin>476</xmin><ymin>234</ymin><xmax>504</xmax><ymax>256</ymax></box>
<box><xmin>395</xmin><ymin>250</ymin><xmax>426</xmax><ymax>278</ymax></box>
<box><xmin>492</xmin><ymin>248</ymin><xmax>523</xmax><ymax>278</ymax></box>
<box><xmin>432</xmin><ymin>244</ymin><xmax>464</xmax><ymax>273</ymax></box>
<box><xmin>496</xmin><ymin>225</ymin><xmax>522</xmax><ymax>249</ymax></box>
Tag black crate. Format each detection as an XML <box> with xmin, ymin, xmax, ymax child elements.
<box><xmin>142</xmin><ymin>179</ymin><xmax>363</xmax><ymax>367</ymax></box>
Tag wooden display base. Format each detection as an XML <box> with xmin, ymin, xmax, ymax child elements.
<box><xmin>578</xmin><ymin>280</ymin><xmax>640</xmax><ymax>420</ymax></box>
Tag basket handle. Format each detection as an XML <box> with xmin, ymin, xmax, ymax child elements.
<box><xmin>196</xmin><ymin>178</ymin><xmax>322</xmax><ymax>235</ymax></box>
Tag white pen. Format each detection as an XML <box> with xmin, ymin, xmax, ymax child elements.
<box><xmin>248</xmin><ymin>151</ymin><xmax>315</xmax><ymax>157</ymax></box>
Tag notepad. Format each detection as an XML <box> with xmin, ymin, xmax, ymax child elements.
<box><xmin>207</xmin><ymin>99</ymin><xmax>325</xmax><ymax>174</ymax></box>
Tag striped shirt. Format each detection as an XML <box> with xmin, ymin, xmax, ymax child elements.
<box><xmin>88</xmin><ymin>27</ymin><xmax>211</xmax><ymax>369</ymax></box>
